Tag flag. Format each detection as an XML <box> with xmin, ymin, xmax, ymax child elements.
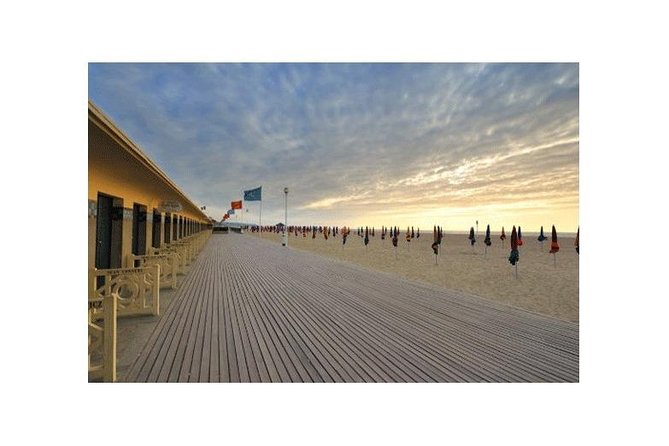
<box><xmin>228</xmin><ymin>209</ymin><xmax>235</xmax><ymax>215</ymax></box>
<box><xmin>244</xmin><ymin>186</ymin><xmax>262</xmax><ymax>201</ymax></box>
<box><xmin>231</xmin><ymin>200</ymin><xmax>242</xmax><ymax>209</ymax></box>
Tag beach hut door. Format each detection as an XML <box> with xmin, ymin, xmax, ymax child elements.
<box><xmin>95</xmin><ymin>193</ymin><xmax>113</xmax><ymax>271</ymax></box>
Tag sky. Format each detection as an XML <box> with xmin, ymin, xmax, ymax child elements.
<box><xmin>88</xmin><ymin>63</ymin><xmax>579</xmax><ymax>233</ymax></box>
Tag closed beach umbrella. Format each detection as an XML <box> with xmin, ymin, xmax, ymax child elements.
<box><xmin>509</xmin><ymin>226</ymin><xmax>519</xmax><ymax>277</ymax></box>
<box><xmin>500</xmin><ymin>227</ymin><xmax>506</xmax><ymax>242</ymax></box>
<box><xmin>469</xmin><ymin>227</ymin><xmax>476</xmax><ymax>247</ymax></box>
<box><xmin>364</xmin><ymin>226</ymin><xmax>369</xmax><ymax>247</ymax></box>
<box><xmin>575</xmin><ymin>226</ymin><xmax>579</xmax><ymax>254</ymax></box>
<box><xmin>411</xmin><ymin>226</ymin><xmax>415</xmax><ymax>239</ymax></box>
<box><xmin>537</xmin><ymin>225</ymin><xmax>547</xmax><ymax>251</ymax></box>
<box><xmin>406</xmin><ymin>226</ymin><xmax>411</xmax><ymax>250</ymax></box>
<box><xmin>549</xmin><ymin>225</ymin><xmax>559</xmax><ymax>253</ymax></box>
<box><xmin>372</xmin><ymin>227</ymin><xmax>375</xmax><ymax>237</ymax></box>
<box><xmin>484</xmin><ymin>224</ymin><xmax>491</xmax><ymax>256</ymax></box>
<box><xmin>417</xmin><ymin>228</ymin><xmax>420</xmax><ymax>238</ymax></box>
<box><xmin>549</xmin><ymin>225</ymin><xmax>560</xmax><ymax>267</ymax></box>
<box><xmin>517</xmin><ymin>226</ymin><xmax>524</xmax><ymax>247</ymax></box>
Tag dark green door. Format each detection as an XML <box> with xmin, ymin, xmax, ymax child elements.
<box><xmin>132</xmin><ymin>203</ymin><xmax>147</xmax><ymax>256</ymax></box>
<box><xmin>164</xmin><ymin>214</ymin><xmax>171</xmax><ymax>244</ymax></box>
<box><xmin>95</xmin><ymin>194</ymin><xmax>113</xmax><ymax>270</ymax></box>
<box><xmin>152</xmin><ymin>209</ymin><xmax>161</xmax><ymax>248</ymax></box>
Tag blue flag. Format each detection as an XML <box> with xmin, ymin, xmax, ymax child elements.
<box><xmin>244</xmin><ymin>186</ymin><xmax>262</xmax><ymax>201</ymax></box>
<box><xmin>228</xmin><ymin>209</ymin><xmax>235</xmax><ymax>215</ymax></box>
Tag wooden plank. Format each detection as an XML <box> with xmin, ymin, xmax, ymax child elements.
<box><xmin>220</xmin><ymin>257</ymin><xmax>249</xmax><ymax>382</ymax></box>
<box><xmin>228</xmin><ymin>255</ymin><xmax>271</xmax><ymax>382</ymax></box>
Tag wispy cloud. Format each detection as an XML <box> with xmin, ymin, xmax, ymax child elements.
<box><xmin>89</xmin><ymin>63</ymin><xmax>579</xmax><ymax>230</ymax></box>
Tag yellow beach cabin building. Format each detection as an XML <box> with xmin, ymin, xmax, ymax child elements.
<box><xmin>88</xmin><ymin>100</ymin><xmax>212</xmax><ymax>381</ymax></box>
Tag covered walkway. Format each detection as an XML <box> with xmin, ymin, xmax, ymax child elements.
<box><xmin>126</xmin><ymin>233</ymin><xmax>579</xmax><ymax>382</ymax></box>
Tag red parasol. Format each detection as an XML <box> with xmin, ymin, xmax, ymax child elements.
<box><xmin>549</xmin><ymin>225</ymin><xmax>559</xmax><ymax>267</ymax></box>
<box><xmin>549</xmin><ymin>225</ymin><xmax>559</xmax><ymax>253</ymax></box>
<box><xmin>508</xmin><ymin>226</ymin><xmax>519</xmax><ymax>277</ymax></box>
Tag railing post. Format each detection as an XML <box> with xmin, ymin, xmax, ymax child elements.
<box><xmin>103</xmin><ymin>292</ymin><xmax>117</xmax><ymax>382</ymax></box>
<box><xmin>153</xmin><ymin>263</ymin><xmax>161</xmax><ymax>316</ymax></box>
<box><xmin>171</xmin><ymin>252</ymin><xmax>178</xmax><ymax>289</ymax></box>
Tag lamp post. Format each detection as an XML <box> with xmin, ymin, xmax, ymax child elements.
<box><xmin>282</xmin><ymin>187</ymin><xmax>289</xmax><ymax>247</ymax></box>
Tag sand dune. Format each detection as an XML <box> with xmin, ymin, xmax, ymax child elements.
<box><xmin>249</xmin><ymin>230</ymin><xmax>579</xmax><ymax>322</ymax></box>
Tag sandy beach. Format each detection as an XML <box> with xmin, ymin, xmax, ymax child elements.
<box><xmin>249</xmin><ymin>229</ymin><xmax>579</xmax><ymax>322</ymax></box>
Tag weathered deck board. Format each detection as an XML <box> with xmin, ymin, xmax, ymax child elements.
<box><xmin>125</xmin><ymin>234</ymin><xmax>579</xmax><ymax>382</ymax></box>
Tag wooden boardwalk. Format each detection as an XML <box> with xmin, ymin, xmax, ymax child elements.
<box><xmin>126</xmin><ymin>233</ymin><xmax>579</xmax><ymax>382</ymax></box>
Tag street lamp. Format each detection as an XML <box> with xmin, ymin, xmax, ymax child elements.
<box><xmin>282</xmin><ymin>187</ymin><xmax>289</xmax><ymax>247</ymax></box>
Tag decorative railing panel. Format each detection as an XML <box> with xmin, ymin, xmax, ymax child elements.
<box><xmin>88</xmin><ymin>293</ymin><xmax>117</xmax><ymax>382</ymax></box>
<box><xmin>151</xmin><ymin>246</ymin><xmax>187</xmax><ymax>274</ymax></box>
<box><xmin>130</xmin><ymin>253</ymin><xmax>178</xmax><ymax>289</ymax></box>
<box><xmin>89</xmin><ymin>264</ymin><xmax>161</xmax><ymax>319</ymax></box>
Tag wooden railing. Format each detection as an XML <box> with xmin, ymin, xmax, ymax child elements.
<box><xmin>130</xmin><ymin>253</ymin><xmax>178</xmax><ymax>289</ymax></box>
<box><xmin>89</xmin><ymin>264</ymin><xmax>161</xmax><ymax>319</ymax></box>
<box><xmin>88</xmin><ymin>293</ymin><xmax>117</xmax><ymax>382</ymax></box>
<box><xmin>151</xmin><ymin>246</ymin><xmax>187</xmax><ymax>274</ymax></box>
<box><xmin>153</xmin><ymin>230</ymin><xmax>211</xmax><ymax>274</ymax></box>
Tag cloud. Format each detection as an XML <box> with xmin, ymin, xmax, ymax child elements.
<box><xmin>89</xmin><ymin>63</ymin><xmax>579</xmax><ymax>229</ymax></box>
